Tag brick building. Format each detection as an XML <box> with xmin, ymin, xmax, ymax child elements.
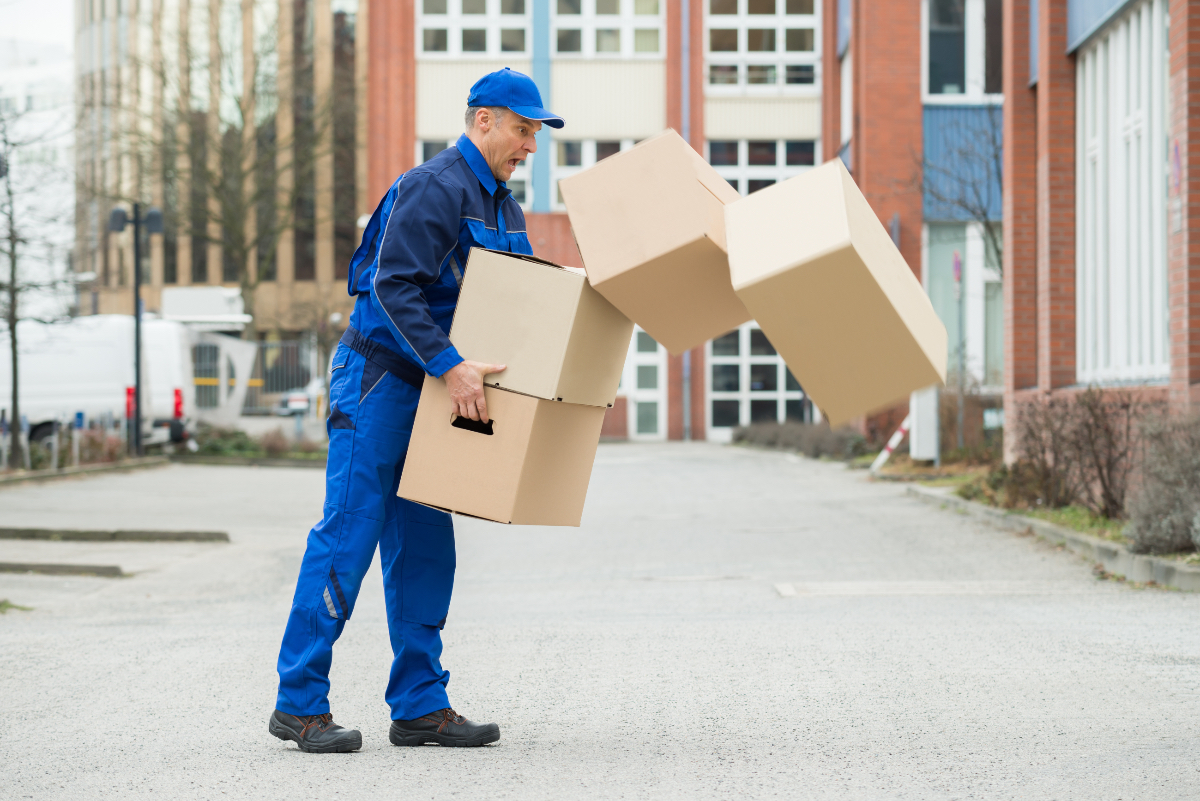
<box><xmin>1003</xmin><ymin>0</ymin><xmax>1198</xmax><ymax>429</ymax></box>
<box><xmin>76</xmin><ymin>0</ymin><xmax>825</xmax><ymax>440</ymax></box>
<box><xmin>821</xmin><ymin>0</ymin><xmax>1006</xmax><ymax>451</ymax></box>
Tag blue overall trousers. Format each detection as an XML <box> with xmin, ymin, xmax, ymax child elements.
<box><xmin>276</xmin><ymin>133</ymin><xmax>532</xmax><ymax>722</ymax></box>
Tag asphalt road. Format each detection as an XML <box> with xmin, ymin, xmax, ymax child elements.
<box><xmin>2</xmin><ymin>444</ymin><xmax>1199</xmax><ymax>800</ymax></box>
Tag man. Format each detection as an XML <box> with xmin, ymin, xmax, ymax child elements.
<box><xmin>269</xmin><ymin>68</ymin><xmax>563</xmax><ymax>753</ymax></box>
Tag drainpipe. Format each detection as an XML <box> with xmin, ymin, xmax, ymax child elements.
<box><xmin>680</xmin><ymin>0</ymin><xmax>692</xmax><ymax>440</ymax></box>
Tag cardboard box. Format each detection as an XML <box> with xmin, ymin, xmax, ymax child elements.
<box><xmin>397</xmin><ymin>376</ymin><xmax>606</xmax><ymax>526</ymax></box>
<box><xmin>558</xmin><ymin>129</ymin><xmax>751</xmax><ymax>355</ymax></box>
<box><xmin>449</xmin><ymin>248</ymin><xmax>633</xmax><ymax>408</ymax></box>
<box><xmin>724</xmin><ymin>159</ymin><xmax>948</xmax><ymax>427</ymax></box>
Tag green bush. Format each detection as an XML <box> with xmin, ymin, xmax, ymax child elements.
<box><xmin>193</xmin><ymin>423</ymin><xmax>261</xmax><ymax>456</ymax></box>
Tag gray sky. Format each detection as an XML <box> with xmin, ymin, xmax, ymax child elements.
<box><xmin>1</xmin><ymin>0</ymin><xmax>75</xmax><ymax>50</ymax></box>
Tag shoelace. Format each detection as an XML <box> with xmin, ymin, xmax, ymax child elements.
<box><xmin>300</xmin><ymin>713</ymin><xmax>334</xmax><ymax>737</ymax></box>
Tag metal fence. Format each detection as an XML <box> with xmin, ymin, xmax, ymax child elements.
<box><xmin>192</xmin><ymin>339</ymin><xmax>316</xmax><ymax>416</ymax></box>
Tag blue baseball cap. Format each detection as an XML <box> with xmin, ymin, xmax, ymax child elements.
<box><xmin>467</xmin><ymin>68</ymin><xmax>564</xmax><ymax>129</ymax></box>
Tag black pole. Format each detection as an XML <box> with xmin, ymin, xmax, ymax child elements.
<box><xmin>133</xmin><ymin>202</ymin><xmax>143</xmax><ymax>457</ymax></box>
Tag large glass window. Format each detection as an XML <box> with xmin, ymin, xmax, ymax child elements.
<box><xmin>706</xmin><ymin>323</ymin><xmax>808</xmax><ymax>439</ymax></box>
<box><xmin>553</xmin><ymin>0</ymin><xmax>663</xmax><ymax>58</ymax></box>
<box><xmin>705</xmin><ymin>0</ymin><xmax>818</xmax><ymax>91</ymax></box>
<box><xmin>419</xmin><ymin>0</ymin><xmax>531</xmax><ymax>56</ymax></box>
<box><xmin>927</xmin><ymin>0</ymin><xmax>964</xmax><ymax>95</ymax></box>
<box><xmin>622</xmin><ymin>325</ymin><xmax>668</xmax><ymax>440</ymax></box>
<box><xmin>706</xmin><ymin>139</ymin><xmax>817</xmax><ymax>195</ymax></box>
<box><xmin>1075</xmin><ymin>0</ymin><xmax>1168</xmax><ymax>383</ymax></box>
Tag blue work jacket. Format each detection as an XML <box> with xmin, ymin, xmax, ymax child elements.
<box><xmin>345</xmin><ymin>133</ymin><xmax>533</xmax><ymax>377</ymax></box>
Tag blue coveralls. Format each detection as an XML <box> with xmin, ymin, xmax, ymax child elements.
<box><xmin>276</xmin><ymin>134</ymin><xmax>533</xmax><ymax>721</ymax></box>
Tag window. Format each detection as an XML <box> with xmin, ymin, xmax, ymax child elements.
<box><xmin>558</xmin><ymin>140</ymin><xmax>582</xmax><ymax>166</ymax></box>
<box><xmin>509</xmin><ymin>180</ymin><xmax>527</xmax><ymax>204</ymax></box>
<box><xmin>928</xmin><ymin>0</ymin><xmax>964</xmax><ymax>94</ymax></box>
<box><xmin>634</xmin><ymin>28</ymin><xmax>659</xmax><ymax>51</ymax></box>
<box><xmin>423</xmin><ymin>28</ymin><xmax>448</xmax><ymax>50</ymax></box>
<box><xmin>712</xmin><ymin>364</ymin><xmax>739</xmax><ymax>391</ymax></box>
<box><xmin>422</xmin><ymin>141</ymin><xmax>448</xmax><ymax>162</ymax></box>
<box><xmin>558</xmin><ymin>28</ymin><xmax>582</xmax><ymax>50</ymax></box>
<box><xmin>708</xmin><ymin>141</ymin><xmax>739</xmax><ymax>165</ymax></box>
<box><xmin>596</xmin><ymin>141</ymin><xmax>621</xmax><ymax>160</ymax></box>
<box><xmin>596</xmin><ymin>28</ymin><xmax>620</xmax><ymax>51</ymax></box>
<box><xmin>785</xmin><ymin>28</ymin><xmax>812</xmax><ymax>50</ymax></box>
<box><xmin>420</xmin><ymin>0</ymin><xmax>530</xmax><ymax>56</ymax></box>
<box><xmin>554</xmin><ymin>0</ymin><xmax>662</xmax><ymax>58</ymax></box>
<box><xmin>710</xmin><ymin>29</ymin><xmax>737</xmax><ymax>50</ymax></box>
<box><xmin>926</xmin><ymin>222</ymin><xmax>1004</xmax><ymax>388</ymax></box>
<box><xmin>501</xmin><ymin>28</ymin><xmax>525</xmax><ymax>50</ymax></box>
<box><xmin>1075</xmin><ymin>0</ymin><xmax>1168</xmax><ymax>384</ymax></box>
<box><xmin>747</xmin><ymin>28</ymin><xmax>774</xmax><ymax>50</ymax></box>
<box><xmin>624</xmin><ymin>325</ymin><xmax>667</xmax><ymax>440</ymax></box>
<box><xmin>747</xmin><ymin>65</ymin><xmax>776</xmax><ymax>83</ymax></box>
<box><xmin>707</xmin><ymin>322</ymin><xmax>807</xmax><ymax>438</ymax></box>
<box><xmin>786</xmin><ymin>64</ymin><xmax>813</xmax><ymax>83</ymax></box>
<box><xmin>747</xmin><ymin>141</ymin><xmax>776</xmax><ymax>165</ymax></box>
<box><xmin>786</xmin><ymin>140</ymin><xmax>814</xmax><ymax>165</ymax></box>
<box><xmin>710</xmin><ymin>65</ymin><xmax>739</xmax><ymax>84</ymax></box>
<box><xmin>708</xmin><ymin>140</ymin><xmax>815</xmax><ymax>196</ymax></box>
<box><xmin>706</xmin><ymin>0</ymin><xmax>817</xmax><ymax>92</ymax></box>
<box><xmin>462</xmin><ymin>28</ymin><xmax>486</xmax><ymax>50</ymax></box>
<box><xmin>924</xmin><ymin>0</ymin><xmax>1002</xmax><ymax>98</ymax></box>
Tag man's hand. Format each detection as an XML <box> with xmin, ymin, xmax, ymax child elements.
<box><xmin>444</xmin><ymin>360</ymin><xmax>506</xmax><ymax>423</ymax></box>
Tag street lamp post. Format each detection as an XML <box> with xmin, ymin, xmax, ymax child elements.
<box><xmin>109</xmin><ymin>204</ymin><xmax>163</xmax><ymax>457</ymax></box>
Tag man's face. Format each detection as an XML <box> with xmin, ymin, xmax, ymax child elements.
<box><xmin>475</xmin><ymin>109</ymin><xmax>541</xmax><ymax>183</ymax></box>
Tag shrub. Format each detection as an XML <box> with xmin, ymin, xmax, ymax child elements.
<box><xmin>194</xmin><ymin>423</ymin><xmax>260</xmax><ymax>456</ymax></box>
<box><xmin>259</xmin><ymin>428</ymin><xmax>290</xmax><ymax>458</ymax></box>
<box><xmin>80</xmin><ymin>429</ymin><xmax>124</xmax><ymax>464</ymax></box>
<box><xmin>1010</xmin><ymin>394</ymin><xmax>1079</xmax><ymax>509</ymax></box>
<box><xmin>1124</xmin><ymin>415</ymin><xmax>1200</xmax><ymax>554</ymax></box>
<box><xmin>1069</xmin><ymin>388</ymin><xmax>1147</xmax><ymax>520</ymax></box>
<box><xmin>732</xmin><ymin>421</ymin><xmax>870</xmax><ymax>460</ymax></box>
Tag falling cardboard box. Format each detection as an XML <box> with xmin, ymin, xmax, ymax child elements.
<box><xmin>724</xmin><ymin>159</ymin><xmax>948</xmax><ymax>427</ymax></box>
<box><xmin>398</xmin><ymin>249</ymin><xmax>634</xmax><ymax>526</ymax></box>
<box><xmin>558</xmin><ymin>129</ymin><xmax>751</xmax><ymax>355</ymax></box>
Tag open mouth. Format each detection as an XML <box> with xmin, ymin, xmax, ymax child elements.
<box><xmin>507</xmin><ymin>158</ymin><xmax>522</xmax><ymax>170</ymax></box>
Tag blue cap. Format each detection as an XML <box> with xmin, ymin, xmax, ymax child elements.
<box><xmin>467</xmin><ymin>68</ymin><xmax>564</xmax><ymax>129</ymax></box>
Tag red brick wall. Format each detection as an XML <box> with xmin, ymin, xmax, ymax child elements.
<box><xmin>526</xmin><ymin>213</ymin><xmax>584</xmax><ymax>267</ymax></box>
<box><xmin>1169</xmin><ymin>0</ymin><xmax>1200</xmax><ymax>410</ymax></box>
<box><xmin>666</xmin><ymin>0</ymin><xmax>705</xmax><ymax>149</ymax></box>
<box><xmin>600</xmin><ymin>397</ymin><xmax>628</xmax><ymax>440</ymax></box>
<box><xmin>1035</xmin><ymin>0</ymin><xmax>1075</xmax><ymax>390</ymax></box>
<box><xmin>821</xmin><ymin>0</ymin><xmax>840</xmax><ymax>159</ymax></box>
<box><xmin>852</xmin><ymin>0</ymin><xmax>923</xmax><ymax>280</ymax></box>
<box><xmin>367</xmin><ymin>0</ymin><xmax>415</xmax><ymax>206</ymax></box>
<box><xmin>1003</xmin><ymin>0</ymin><xmax>1039</xmax><ymax>459</ymax></box>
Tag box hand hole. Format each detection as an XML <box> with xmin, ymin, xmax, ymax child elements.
<box><xmin>451</xmin><ymin>415</ymin><xmax>495</xmax><ymax>436</ymax></box>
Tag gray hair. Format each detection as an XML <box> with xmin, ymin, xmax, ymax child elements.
<box><xmin>465</xmin><ymin>105</ymin><xmax>507</xmax><ymax>130</ymax></box>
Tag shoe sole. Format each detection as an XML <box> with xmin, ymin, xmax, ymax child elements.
<box><xmin>270</xmin><ymin>716</ymin><xmax>363</xmax><ymax>753</ymax></box>
<box><xmin>389</xmin><ymin>726</ymin><xmax>500</xmax><ymax>748</ymax></box>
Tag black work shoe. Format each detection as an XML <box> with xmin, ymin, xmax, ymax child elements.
<box><xmin>270</xmin><ymin>709</ymin><xmax>362</xmax><ymax>753</ymax></box>
<box><xmin>389</xmin><ymin>708</ymin><xmax>500</xmax><ymax>747</ymax></box>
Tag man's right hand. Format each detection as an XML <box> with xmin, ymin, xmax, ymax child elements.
<box><xmin>443</xmin><ymin>360</ymin><xmax>506</xmax><ymax>423</ymax></box>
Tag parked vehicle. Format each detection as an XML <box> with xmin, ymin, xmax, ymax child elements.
<box><xmin>0</xmin><ymin>315</ymin><xmax>194</xmax><ymax>446</ymax></box>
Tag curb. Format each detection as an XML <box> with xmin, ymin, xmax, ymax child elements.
<box><xmin>0</xmin><ymin>457</ymin><xmax>169</xmax><ymax>488</ymax></box>
<box><xmin>170</xmin><ymin>455</ymin><xmax>326</xmax><ymax>469</ymax></box>
<box><xmin>906</xmin><ymin>485</ymin><xmax>1200</xmax><ymax>591</ymax></box>
<box><xmin>0</xmin><ymin>527</ymin><xmax>229</xmax><ymax>543</ymax></box>
<box><xmin>0</xmin><ymin>562</ymin><xmax>124</xmax><ymax>578</ymax></box>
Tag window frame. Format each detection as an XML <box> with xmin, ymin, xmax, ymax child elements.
<box><xmin>552</xmin><ymin>0</ymin><xmax>665</xmax><ymax>60</ymax></box>
<box><xmin>704</xmin><ymin>0</ymin><xmax>820</xmax><ymax>96</ymax></box>
<box><xmin>920</xmin><ymin>0</ymin><xmax>1003</xmax><ymax>104</ymax></box>
<box><xmin>417</xmin><ymin>0</ymin><xmax>532</xmax><ymax>58</ymax></box>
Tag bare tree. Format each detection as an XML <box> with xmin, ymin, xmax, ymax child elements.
<box><xmin>78</xmin><ymin>3</ymin><xmax>335</xmax><ymax>339</ymax></box>
<box><xmin>0</xmin><ymin>105</ymin><xmax>74</xmax><ymax>469</ymax></box>
<box><xmin>918</xmin><ymin>104</ymin><xmax>1004</xmax><ymax>274</ymax></box>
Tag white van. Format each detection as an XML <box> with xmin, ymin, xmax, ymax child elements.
<box><xmin>0</xmin><ymin>315</ymin><xmax>194</xmax><ymax>446</ymax></box>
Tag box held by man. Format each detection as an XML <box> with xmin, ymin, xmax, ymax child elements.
<box><xmin>448</xmin><ymin>248</ymin><xmax>633</xmax><ymax>408</ymax></box>
<box><xmin>398</xmin><ymin>377</ymin><xmax>605</xmax><ymax>526</ymax></box>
